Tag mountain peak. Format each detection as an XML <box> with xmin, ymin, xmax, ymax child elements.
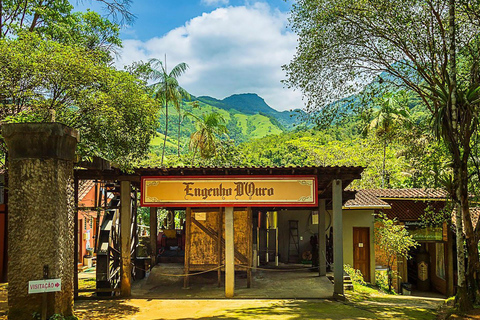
<box><xmin>222</xmin><ymin>93</ymin><xmax>274</xmax><ymax>115</ymax></box>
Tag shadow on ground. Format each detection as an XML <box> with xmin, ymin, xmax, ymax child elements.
<box><xmin>75</xmin><ymin>300</ymin><xmax>139</xmax><ymax>320</ymax></box>
<box><xmin>73</xmin><ymin>296</ymin><xmax>439</xmax><ymax>320</ymax></box>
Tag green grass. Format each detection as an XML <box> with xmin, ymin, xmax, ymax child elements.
<box><xmin>150</xmin><ymin>133</ymin><xmax>177</xmax><ymax>147</ymax></box>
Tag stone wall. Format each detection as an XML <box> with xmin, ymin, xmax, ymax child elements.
<box><xmin>8</xmin><ymin>159</ymin><xmax>75</xmax><ymax>318</ymax></box>
<box><xmin>3</xmin><ymin>123</ymin><xmax>78</xmax><ymax>319</ymax></box>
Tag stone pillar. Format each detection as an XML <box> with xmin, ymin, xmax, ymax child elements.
<box><xmin>3</xmin><ymin>123</ymin><xmax>79</xmax><ymax>319</ymax></box>
<box><xmin>318</xmin><ymin>199</ymin><xmax>327</xmax><ymax>276</ymax></box>
<box><xmin>225</xmin><ymin>207</ymin><xmax>235</xmax><ymax>298</ymax></box>
<box><xmin>332</xmin><ymin>179</ymin><xmax>344</xmax><ymax>299</ymax></box>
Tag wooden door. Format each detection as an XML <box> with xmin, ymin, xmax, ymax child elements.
<box><xmin>353</xmin><ymin>227</ymin><xmax>370</xmax><ymax>282</ymax></box>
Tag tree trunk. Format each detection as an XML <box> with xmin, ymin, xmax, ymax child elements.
<box><xmin>178</xmin><ymin>114</ymin><xmax>181</xmax><ymax>157</ymax></box>
<box><xmin>382</xmin><ymin>141</ymin><xmax>386</xmax><ymax>188</ymax></box>
<box><xmin>459</xmin><ymin>156</ymin><xmax>480</xmax><ymax>304</ymax></box>
<box><xmin>448</xmin><ymin>0</ymin><xmax>472</xmax><ymax>310</ymax></box>
<box><xmin>161</xmin><ymin>102</ymin><xmax>168</xmax><ymax>166</ymax></box>
<box><xmin>454</xmin><ymin>167</ymin><xmax>472</xmax><ymax>310</ymax></box>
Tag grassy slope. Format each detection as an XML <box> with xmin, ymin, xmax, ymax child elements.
<box><xmin>153</xmin><ymin>100</ymin><xmax>285</xmax><ymax>147</ymax></box>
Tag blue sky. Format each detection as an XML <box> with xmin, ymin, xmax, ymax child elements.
<box><xmin>77</xmin><ymin>0</ymin><xmax>301</xmax><ymax>111</ymax></box>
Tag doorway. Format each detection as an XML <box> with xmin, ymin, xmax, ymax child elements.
<box><xmin>353</xmin><ymin>227</ymin><xmax>370</xmax><ymax>282</ymax></box>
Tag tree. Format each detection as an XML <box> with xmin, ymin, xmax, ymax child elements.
<box><xmin>148</xmin><ymin>57</ymin><xmax>190</xmax><ymax>164</ymax></box>
<box><xmin>365</xmin><ymin>92</ymin><xmax>411</xmax><ymax>187</ymax></box>
<box><xmin>188</xmin><ymin>112</ymin><xmax>228</xmax><ymax>163</ymax></box>
<box><xmin>0</xmin><ymin>33</ymin><xmax>159</xmax><ymax>168</ymax></box>
<box><xmin>284</xmin><ymin>0</ymin><xmax>480</xmax><ymax>308</ymax></box>
<box><xmin>374</xmin><ymin>213</ymin><xmax>418</xmax><ymax>293</ymax></box>
<box><xmin>0</xmin><ymin>0</ymin><xmax>134</xmax><ymax>39</ymax></box>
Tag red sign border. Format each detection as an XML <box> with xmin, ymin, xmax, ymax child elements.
<box><xmin>140</xmin><ymin>175</ymin><xmax>318</xmax><ymax>207</ymax></box>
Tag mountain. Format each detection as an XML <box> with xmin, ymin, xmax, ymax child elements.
<box><xmin>196</xmin><ymin>93</ymin><xmax>303</xmax><ymax>129</ymax></box>
<box><xmin>151</xmin><ymin>93</ymin><xmax>298</xmax><ymax>151</ymax></box>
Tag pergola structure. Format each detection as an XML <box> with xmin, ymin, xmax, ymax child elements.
<box><xmin>74</xmin><ymin>165</ymin><xmax>364</xmax><ymax>299</ymax></box>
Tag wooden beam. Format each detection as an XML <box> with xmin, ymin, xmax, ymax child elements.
<box><xmin>74</xmin><ymin>178</ymin><xmax>79</xmax><ymax>299</ymax></box>
<box><xmin>217</xmin><ymin>208</ymin><xmax>223</xmax><ymax>287</ymax></box>
<box><xmin>332</xmin><ymin>179</ymin><xmax>344</xmax><ymax>298</ymax></box>
<box><xmin>120</xmin><ymin>180</ymin><xmax>132</xmax><ymax>297</ymax></box>
<box><xmin>150</xmin><ymin>207</ymin><xmax>157</xmax><ymax>268</ymax></box>
<box><xmin>247</xmin><ymin>207</ymin><xmax>252</xmax><ymax>288</ymax></box>
<box><xmin>225</xmin><ymin>207</ymin><xmax>234</xmax><ymax>298</ymax></box>
<box><xmin>184</xmin><ymin>208</ymin><xmax>191</xmax><ymax>288</ymax></box>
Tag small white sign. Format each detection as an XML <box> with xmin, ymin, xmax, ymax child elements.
<box><xmin>311</xmin><ymin>211</ymin><xmax>319</xmax><ymax>225</ymax></box>
<box><xmin>28</xmin><ymin>279</ymin><xmax>61</xmax><ymax>294</ymax></box>
<box><xmin>358</xmin><ymin>243</ymin><xmax>364</xmax><ymax>248</ymax></box>
<box><xmin>195</xmin><ymin>212</ymin><xmax>207</xmax><ymax>221</ymax></box>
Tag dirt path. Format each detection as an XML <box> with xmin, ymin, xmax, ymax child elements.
<box><xmin>74</xmin><ymin>294</ymin><xmax>443</xmax><ymax>320</ymax></box>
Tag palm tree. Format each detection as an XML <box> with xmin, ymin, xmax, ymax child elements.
<box><xmin>367</xmin><ymin>92</ymin><xmax>410</xmax><ymax>187</ymax></box>
<box><xmin>149</xmin><ymin>56</ymin><xmax>190</xmax><ymax>164</ymax></box>
<box><xmin>188</xmin><ymin>112</ymin><xmax>228</xmax><ymax>163</ymax></box>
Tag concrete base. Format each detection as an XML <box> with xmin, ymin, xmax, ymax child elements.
<box><xmin>132</xmin><ymin>264</ymin><xmax>334</xmax><ymax>299</ymax></box>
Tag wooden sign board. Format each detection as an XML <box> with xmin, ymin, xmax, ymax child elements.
<box><xmin>141</xmin><ymin>176</ymin><xmax>318</xmax><ymax>207</ymax></box>
<box><xmin>28</xmin><ymin>279</ymin><xmax>61</xmax><ymax>294</ymax></box>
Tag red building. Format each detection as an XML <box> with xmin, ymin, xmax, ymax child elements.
<box><xmin>77</xmin><ymin>180</ymin><xmax>99</xmax><ymax>267</ymax></box>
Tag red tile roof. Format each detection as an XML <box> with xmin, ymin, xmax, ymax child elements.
<box><xmin>78</xmin><ymin>180</ymin><xmax>95</xmax><ymax>201</ymax></box>
<box><xmin>383</xmin><ymin>199</ymin><xmax>446</xmax><ymax>220</ymax></box>
<box><xmin>344</xmin><ymin>190</ymin><xmax>391</xmax><ymax>209</ymax></box>
<box><xmin>361</xmin><ymin>188</ymin><xmax>448</xmax><ymax>199</ymax></box>
<box><xmin>452</xmin><ymin>207</ymin><xmax>480</xmax><ymax>230</ymax></box>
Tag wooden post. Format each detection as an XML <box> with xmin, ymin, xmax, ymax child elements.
<box><xmin>332</xmin><ymin>179</ymin><xmax>344</xmax><ymax>298</ymax></box>
<box><xmin>217</xmin><ymin>208</ymin><xmax>223</xmax><ymax>287</ymax></box>
<box><xmin>120</xmin><ymin>180</ymin><xmax>132</xmax><ymax>297</ymax></box>
<box><xmin>256</xmin><ymin>211</ymin><xmax>261</xmax><ymax>267</ymax></box>
<box><xmin>247</xmin><ymin>207</ymin><xmax>252</xmax><ymax>288</ymax></box>
<box><xmin>74</xmin><ymin>178</ymin><xmax>79</xmax><ymax>298</ymax></box>
<box><xmin>225</xmin><ymin>207</ymin><xmax>235</xmax><ymax>298</ymax></box>
<box><xmin>184</xmin><ymin>208</ymin><xmax>191</xmax><ymax>288</ymax></box>
<box><xmin>447</xmin><ymin>229</ymin><xmax>454</xmax><ymax>296</ymax></box>
<box><xmin>150</xmin><ymin>207</ymin><xmax>157</xmax><ymax>268</ymax></box>
<box><xmin>319</xmin><ymin>199</ymin><xmax>327</xmax><ymax>276</ymax></box>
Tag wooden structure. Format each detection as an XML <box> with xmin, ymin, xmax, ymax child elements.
<box><xmin>74</xmin><ymin>165</ymin><xmax>364</xmax><ymax>299</ymax></box>
<box><xmin>184</xmin><ymin>208</ymin><xmax>253</xmax><ymax>288</ymax></box>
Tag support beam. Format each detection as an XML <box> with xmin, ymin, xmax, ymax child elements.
<box><xmin>150</xmin><ymin>207</ymin><xmax>157</xmax><ymax>268</ymax></box>
<box><xmin>217</xmin><ymin>208</ymin><xmax>223</xmax><ymax>287</ymax></box>
<box><xmin>447</xmin><ymin>229</ymin><xmax>454</xmax><ymax>296</ymax></box>
<box><xmin>184</xmin><ymin>208</ymin><xmax>191</xmax><ymax>288</ymax></box>
<box><xmin>225</xmin><ymin>207</ymin><xmax>235</xmax><ymax>298</ymax></box>
<box><xmin>120</xmin><ymin>180</ymin><xmax>132</xmax><ymax>297</ymax></box>
<box><xmin>332</xmin><ymin>179</ymin><xmax>344</xmax><ymax>298</ymax></box>
<box><xmin>319</xmin><ymin>199</ymin><xmax>327</xmax><ymax>276</ymax></box>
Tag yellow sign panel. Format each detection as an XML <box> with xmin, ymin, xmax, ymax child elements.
<box><xmin>141</xmin><ymin>176</ymin><xmax>317</xmax><ymax>207</ymax></box>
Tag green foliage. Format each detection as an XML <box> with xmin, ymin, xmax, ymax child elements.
<box><xmin>147</xmin><ymin>57</ymin><xmax>190</xmax><ymax>163</ymax></box>
<box><xmin>344</xmin><ymin>264</ymin><xmax>366</xmax><ymax>291</ymax></box>
<box><xmin>0</xmin><ymin>33</ymin><xmax>159</xmax><ymax>168</ymax></box>
<box><xmin>375</xmin><ymin>213</ymin><xmax>418</xmax><ymax>292</ymax></box>
<box><xmin>188</xmin><ymin>112</ymin><xmax>228</xmax><ymax>161</ymax></box>
<box><xmin>375</xmin><ymin>270</ymin><xmax>391</xmax><ymax>294</ymax></box>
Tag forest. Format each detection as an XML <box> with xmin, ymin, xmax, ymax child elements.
<box><xmin>1</xmin><ymin>0</ymin><xmax>480</xmax><ymax>312</ymax></box>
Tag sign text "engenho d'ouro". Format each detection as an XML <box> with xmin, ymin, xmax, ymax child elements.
<box><xmin>183</xmin><ymin>182</ymin><xmax>274</xmax><ymax>200</ymax></box>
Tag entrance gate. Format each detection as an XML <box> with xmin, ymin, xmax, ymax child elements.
<box><xmin>74</xmin><ymin>166</ymin><xmax>364</xmax><ymax>299</ymax></box>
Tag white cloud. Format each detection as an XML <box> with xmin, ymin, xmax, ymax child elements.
<box><xmin>201</xmin><ymin>0</ymin><xmax>229</xmax><ymax>5</ymax></box>
<box><xmin>116</xmin><ymin>2</ymin><xmax>303</xmax><ymax>111</ymax></box>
